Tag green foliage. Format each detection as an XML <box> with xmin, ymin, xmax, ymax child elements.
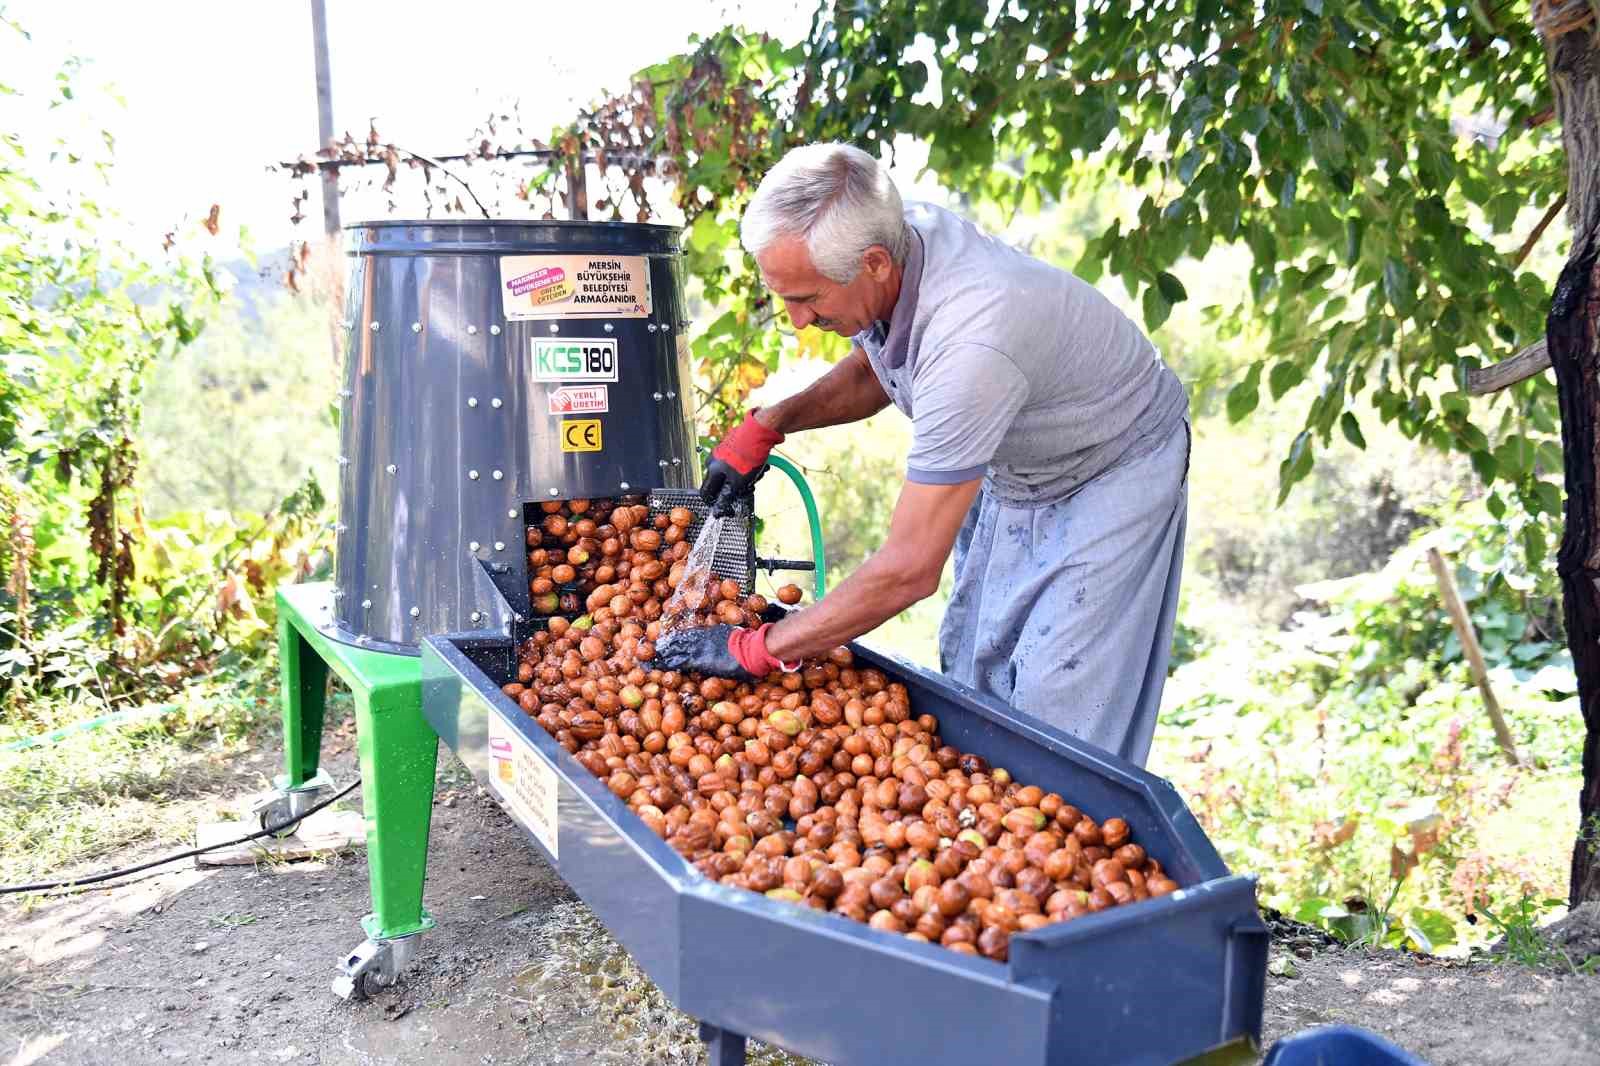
<box><xmin>620</xmin><ymin>29</ymin><xmax>819</xmax><ymax>431</ymax></box>
<box><xmin>139</xmin><ymin>285</ymin><xmax>341</xmax><ymax>516</ymax></box>
<box><xmin>296</xmin><ymin>5</ymin><xmax>1571</xmax><ymax>513</ymax></box>
<box><xmin>1155</xmin><ymin>494</ymin><xmax>1583</xmax><ymax>953</ymax></box>
<box><xmin>1</xmin><ymin>22</ymin><xmax>201</xmax><ymax>627</ymax></box>
<box><xmin>1476</xmin><ymin>895</ymin><xmax>1585</xmax><ymax>971</ymax></box>
<box><xmin>0</xmin><ymin>21</ymin><xmax>331</xmax><ymax>721</ymax></box>
<box><xmin>1193</xmin><ymin>422</ymin><xmax>1465</xmax><ymax>623</ymax></box>
<box><xmin>809</xmin><ymin>450</ymin><xmax>902</xmax><ymax>575</ymax></box>
<box><xmin>1326</xmin><ymin>493</ymin><xmax>1566</xmax><ymax>687</ymax></box>
<box><xmin>651</xmin><ymin>2</ymin><xmax>1567</xmax><ymax>505</ymax></box>
<box><xmin>1167</xmin><ymin>617</ymin><xmax>1210</xmax><ymax>675</ymax></box>
<box><xmin>1294</xmin><ymin>880</ymin><xmax>1458</xmax><ymax>953</ymax></box>
<box><xmin>1</xmin><ymin>476</ymin><xmax>331</xmax><ymax>717</ymax></box>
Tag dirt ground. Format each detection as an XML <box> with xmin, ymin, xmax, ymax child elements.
<box><xmin>4</xmin><ymin>725</ymin><xmax>1599</xmax><ymax>1066</ymax></box>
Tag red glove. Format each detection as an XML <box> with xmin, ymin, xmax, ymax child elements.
<box><xmin>714</xmin><ymin>411</ymin><xmax>784</xmax><ymax>473</ymax></box>
<box><xmin>728</xmin><ymin>622</ymin><xmax>800</xmax><ymax>676</ymax></box>
<box><xmin>652</xmin><ymin>622</ymin><xmax>794</xmax><ymax>681</ymax></box>
<box><xmin>701</xmin><ymin>412</ymin><xmax>784</xmax><ymax>515</ymax></box>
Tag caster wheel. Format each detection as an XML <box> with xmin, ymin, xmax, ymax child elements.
<box><xmin>331</xmin><ymin>930</ymin><xmax>425</xmax><ymax>1002</ymax></box>
<box><xmin>257</xmin><ymin>803</ymin><xmax>302</xmax><ymax>839</ymax></box>
<box><xmin>341</xmin><ymin>969</ymin><xmax>388</xmax><ymax>1001</ymax></box>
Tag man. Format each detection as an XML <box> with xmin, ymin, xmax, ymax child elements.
<box><xmin>654</xmin><ymin>142</ymin><xmax>1189</xmax><ymax>766</ymax></box>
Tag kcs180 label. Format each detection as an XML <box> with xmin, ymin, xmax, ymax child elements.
<box><xmin>532</xmin><ymin>338</ymin><xmax>618</xmax><ymax>382</ymax></box>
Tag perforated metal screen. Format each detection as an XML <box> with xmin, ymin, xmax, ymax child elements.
<box><xmin>647</xmin><ymin>489</ymin><xmax>756</xmax><ymax>595</ymax></box>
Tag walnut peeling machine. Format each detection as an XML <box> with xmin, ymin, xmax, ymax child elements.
<box><xmin>262</xmin><ymin>218</ymin><xmax>1268</xmax><ymax>1066</ymax></box>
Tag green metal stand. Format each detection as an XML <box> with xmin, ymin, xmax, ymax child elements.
<box><xmin>276</xmin><ymin>582</ymin><xmax>437</xmax><ymax>944</ymax></box>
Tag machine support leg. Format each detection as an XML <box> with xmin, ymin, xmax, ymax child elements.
<box><xmin>279</xmin><ymin>609</ymin><xmax>330</xmax><ymax>788</ymax></box>
<box><xmin>698</xmin><ymin>1021</ymin><xmax>747</xmax><ymax>1066</ymax></box>
<box><xmin>256</xmin><ymin>602</ymin><xmax>335</xmax><ymax>836</ymax></box>
<box><xmin>355</xmin><ymin>676</ymin><xmax>438</xmax><ymax>941</ymax></box>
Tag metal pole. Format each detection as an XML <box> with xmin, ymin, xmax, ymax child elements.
<box><xmin>564</xmin><ymin>156</ymin><xmax>588</xmax><ymax>221</ymax></box>
<box><xmin>310</xmin><ymin>0</ymin><xmax>340</xmax><ymax>237</ymax></box>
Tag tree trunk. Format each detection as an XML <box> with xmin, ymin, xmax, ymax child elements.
<box><xmin>1547</xmin><ymin>23</ymin><xmax>1600</xmax><ymax>904</ymax></box>
<box><xmin>1555</xmin><ymin>233</ymin><xmax>1600</xmax><ymax>904</ymax></box>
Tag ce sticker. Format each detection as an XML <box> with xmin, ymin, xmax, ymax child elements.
<box><xmin>560</xmin><ymin>418</ymin><xmax>603</xmax><ymax>453</ymax></box>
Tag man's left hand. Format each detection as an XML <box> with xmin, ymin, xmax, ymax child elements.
<box><xmin>650</xmin><ymin>622</ymin><xmax>794</xmax><ymax>681</ymax></box>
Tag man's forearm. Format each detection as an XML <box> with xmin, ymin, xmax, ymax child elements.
<box><xmin>763</xmin><ymin>547</ymin><xmax>939</xmax><ymax>663</ymax></box>
<box><xmin>755</xmin><ymin>347</ymin><xmax>890</xmax><ymax>435</ymax></box>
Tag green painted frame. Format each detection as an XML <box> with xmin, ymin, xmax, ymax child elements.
<box><xmin>276</xmin><ymin>582</ymin><xmax>436</xmax><ymax>940</ymax></box>
<box><xmin>272</xmin><ymin>463</ymin><xmax>829</xmax><ymax>946</ymax></box>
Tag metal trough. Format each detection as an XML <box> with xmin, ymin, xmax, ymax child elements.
<box><xmin>421</xmin><ymin>631</ymin><xmax>1267</xmax><ymax>1066</ymax></box>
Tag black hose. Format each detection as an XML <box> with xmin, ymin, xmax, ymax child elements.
<box><xmin>0</xmin><ymin>777</ymin><xmax>362</xmax><ymax>896</ymax></box>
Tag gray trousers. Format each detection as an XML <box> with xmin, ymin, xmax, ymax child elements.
<box><xmin>939</xmin><ymin>422</ymin><xmax>1189</xmax><ymax>767</ymax></box>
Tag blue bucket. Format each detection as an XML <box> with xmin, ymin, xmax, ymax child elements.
<box><xmin>1264</xmin><ymin>1024</ymin><xmax>1428</xmax><ymax>1065</ymax></box>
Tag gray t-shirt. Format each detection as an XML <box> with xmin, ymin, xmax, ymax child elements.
<box><xmin>856</xmin><ymin>203</ymin><xmax>1188</xmax><ymax>505</ymax></box>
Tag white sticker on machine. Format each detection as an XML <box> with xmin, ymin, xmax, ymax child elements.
<box><xmin>500</xmin><ymin>254</ymin><xmax>652</xmax><ymax>320</ymax></box>
<box><xmin>486</xmin><ymin>713</ymin><xmax>560</xmax><ymax>860</ymax></box>
<box><xmin>533</xmin><ymin>338</ymin><xmax>618</xmax><ymax>382</ymax></box>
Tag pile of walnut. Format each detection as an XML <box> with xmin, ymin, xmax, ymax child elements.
<box><xmin>505</xmin><ymin>498</ymin><xmax>1178</xmax><ymax>963</ymax></box>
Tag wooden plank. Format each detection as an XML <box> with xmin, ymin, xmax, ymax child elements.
<box><xmin>194</xmin><ymin>809</ymin><xmax>366</xmax><ymax>867</ymax></box>
<box><xmin>1426</xmin><ymin>548</ymin><xmax>1522</xmax><ymax>766</ymax></box>
<box><xmin>1466</xmin><ymin>339</ymin><xmax>1550</xmax><ymax>395</ymax></box>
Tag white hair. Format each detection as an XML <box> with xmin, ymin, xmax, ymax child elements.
<box><xmin>740</xmin><ymin>142</ymin><xmax>910</xmax><ymax>283</ymax></box>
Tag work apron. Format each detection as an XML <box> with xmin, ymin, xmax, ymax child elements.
<box><xmin>938</xmin><ymin>420</ymin><xmax>1190</xmax><ymax>767</ymax></box>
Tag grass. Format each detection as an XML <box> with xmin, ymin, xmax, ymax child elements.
<box><xmin>1475</xmin><ymin>893</ymin><xmax>1600</xmax><ymax>974</ymax></box>
<box><xmin>0</xmin><ymin>664</ymin><xmax>338</xmax><ymax>888</ymax></box>
<box><xmin>1476</xmin><ymin>772</ymin><xmax>1583</xmax><ymax>875</ymax></box>
<box><xmin>1463</xmin><ymin>771</ymin><xmax>1581</xmax><ymax>919</ymax></box>
<box><xmin>206</xmin><ymin>912</ymin><xmax>261</xmax><ymax>927</ymax></box>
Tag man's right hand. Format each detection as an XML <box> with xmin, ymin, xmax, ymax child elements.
<box><xmin>700</xmin><ymin>411</ymin><xmax>784</xmax><ymax>516</ymax></box>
